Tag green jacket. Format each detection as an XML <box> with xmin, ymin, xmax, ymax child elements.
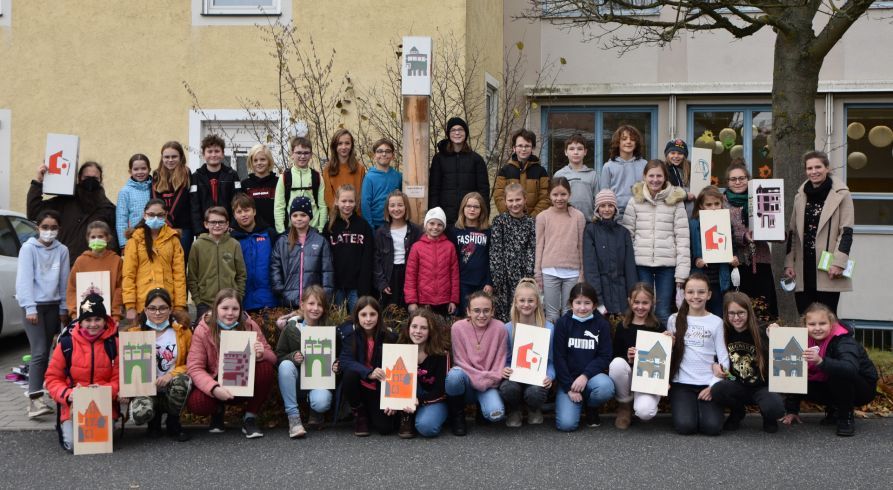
<box><xmin>273</xmin><ymin>165</ymin><xmax>328</xmax><ymax>234</ymax></box>
<box><xmin>186</xmin><ymin>233</ymin><xmax>247</xmax><ymax>306</ymax></box>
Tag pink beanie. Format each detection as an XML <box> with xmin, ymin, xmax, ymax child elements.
<box><xmin>595</xmin><ymin>189</ymin><xmax>617</xmax><ymax>209</ymax></box>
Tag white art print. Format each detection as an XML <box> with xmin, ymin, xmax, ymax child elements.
<box><xmin>699</xmin><ymin>209</ymin><xmax>733</xmax><ymax>263</ymax></box>
<box><xmin>689</xmin><ymin>147</ymin><xmax>712</xmax><ymax>197</ymax></box>
<box><xmin>769</xmin><ymin>327</ymin><xmax>808</xmax><ymax>394</ymax></box>
<box><xmin>748</xmin><ymin>179</ymin><xmax>785</xmax><ymax>241</ymax></box>
<box><xmin>401</xmin><ymin>36</ymin><xmax>432</xmax><ymax>95</ymax></box>
<box><xmin>508</xmin><ymin>323</ymin><xmax>551</xmax><ymax>387</ymax></box>
<box><xmin>630</xmin><ymin>330</ymin><xmax>672</xmax><ymax>396</ymax></box>
<box><xmin>299</xmin><ymin>326</ymin><xmax>337</xmax><ymax>390</ymax></box>
<box><xmin>218</xmin><ymin>330</ymin><xmax>257</xmax><ymax>398</ymax></box>
<box><xmin>43</xmin><ymin>133</ymin><xmax>79</xmax><ymax>196</ymax></box>
<box><xmin>380</xmin><ymin>343</ymin><xmax>418</xmax><ymax>411</ymax></box>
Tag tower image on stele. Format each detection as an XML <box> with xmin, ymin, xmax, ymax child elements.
<box><xmin>304</xmin><ymin>336</ymin><xmax>333</xmax><ymax>377</ymax></box>
<box><xmin>77</xmin><ymin>400</ymin><xmax>109</xmax><ymax>443</ymax></box>
<box><xmin>122</xmin><ymin>342</ymin><xmax>153</xmax><ymax>384</ymax></box>
<box><xmin>222</xmin><ymin>341</ymin><xmax>251</xmax><ymax>387</ymax></box>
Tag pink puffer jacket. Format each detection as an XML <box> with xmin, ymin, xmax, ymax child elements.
<box><xmin>404</xmin><ymin>234</ymin><xmax>460</xmax><ymax>306</ymax></box>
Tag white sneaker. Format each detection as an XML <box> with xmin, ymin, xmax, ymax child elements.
<box><xmin>527</xmin><ymin>408</ymin><xmax>544</xmax><ymax>425</ymax></box>
<box><xmin>28</xmin><ymin>397</ymin><xmax>54</xmax><ymax>418</ymax></box>
<box><xmin>506</xmin><ymin>410</ymin><xmax>522</xmax><ymax>428</ymax></box>
<box><xmin>288</xmin><ymin>415</ymin><xmax>306</xmax><ymax>439</ymax></box>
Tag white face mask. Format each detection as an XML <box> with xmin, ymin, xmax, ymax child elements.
<box><xmin>39</xmin><ymin>230</ymin><xmax>58</xmax><ymax>242</ymax></box>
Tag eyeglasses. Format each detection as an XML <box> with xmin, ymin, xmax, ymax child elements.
<box><xmin>514</xmin><ymin>144</ymin><xmax>533</xmax><ymax>149</ymax></box>
<box><xmin>728</xmin><ymin>311</ymin><xmax>748</xmax><ymax>318</ymax></box>
<box><xmin>206</xmin><ymin>220</ymin><xmax>228</xmax><ymax>227</ymax></box>
<box><xmin>470</xmin><ymin>308</ymin><xmax>492</xmax><ymax>316</ymax></box>
<box><xmin>449</xmin><ymin>128</ymin><xmax>465</xmax><ymax>134</ymax></box>
<box><xmin>728</xmin><ymin>177</ymin><xmax>748</xmax><ymax>183</ymax></box>
<box><xmin>374</xmin><ymin>149</ymin><xmax>394</xmax><ymax>154</ymax></box>
<box><xmin>293</xmin><ymin>150</ymin><xmax>312</xmax><ymax>156</ymax></box>
<box><xmin>146</xmin><ymin>306</ymin><xmax>171</xmax><ymax>314</ymax></box>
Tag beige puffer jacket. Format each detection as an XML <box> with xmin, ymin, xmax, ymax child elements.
<box><xmin>622</xmin><ymin>182</ymin><xmax>691</xmax><ymax>281</ymax></box>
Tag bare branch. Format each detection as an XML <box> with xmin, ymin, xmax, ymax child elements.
<box><xmin>810</xmin><ymin>0</ymin><xmax>874</xmax><ymax>60</ymax></box>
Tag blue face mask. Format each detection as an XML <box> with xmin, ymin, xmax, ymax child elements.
<box><xmin>146</xmin><ymin>319</ymin><xmax>169</xmax><ymax>331</ymax></box>
<box><xmin>145</xmin><ymin>217</ymin><xmax>166</xmax><ymax>230</ymax></box>
<box><xmin>572</xmin><ymin>313</ymin><xmax>594</xmax><ymax>322</ymax></box>
<box><xmin>217</xmin><ymin>320</ymin><xmax>239</xmax><ymax>330</ymax></box>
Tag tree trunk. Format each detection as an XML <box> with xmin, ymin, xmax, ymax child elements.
<box><xmin>770</xmin><ymin>13</ymin><xmax>824</xmax><ymax>326</ymax></box>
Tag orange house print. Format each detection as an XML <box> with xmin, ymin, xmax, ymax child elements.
<box><xmin>384</xmin><ymin>356</ymin><xmax>414</xmax><ymax>399</ymax></box>
<box><xmin>77</xmin><ymin>400</ymin><xmax>109</xmax><ymax>443</ymax></box>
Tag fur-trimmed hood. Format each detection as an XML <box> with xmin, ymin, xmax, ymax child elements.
<box><xmin>631</xmin><ymin>181</ymin><xmax>687</xmax><ymax>206</ymax></box>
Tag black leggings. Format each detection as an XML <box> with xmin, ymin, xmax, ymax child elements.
<box><xmin>669</xmin><ymin>383</ymin><xmax>724</xmax><ymax>436</ymax></box>
<box><xmin>342</xmin><ymin>370</ymin><xmax>397</xmax><ymax>435</ymax></box>
<box><xmin>789</xmin><ymin>376</ymin><xmax>876</xmax><ymax>415</ymax></box>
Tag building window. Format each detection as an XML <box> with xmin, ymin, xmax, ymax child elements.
<box><xmin>202</xmin><ymin>0</ymin><xmax>281</xmax><ymax>15</ymax></box>
<box><xmin>485</xmin><ymin>82</ymin><xmax>498</xmax><ymax>156</ymax></box>
<box><xmin>688</xmin><ymin>106</ymin><xmax>773</xmax><ymax>186</ymax></box>
<box><xmin>540</xmin><ymin>0</ymin><xmax>659</xmax><ymax>17</ymax></box>
<box><xmin>188</xmin><ymin>109</ymin><xmax>290</xmax><ymax>176</ymax></box>
<box><xmin>542</xmin><ymin>106</ymin><xmax>658</xmax><ymax>173</ymax></box>
<box><xmin>845</xmin><ymin>104</ymin><xmax>893</xmax><ymax>229</ymax></box>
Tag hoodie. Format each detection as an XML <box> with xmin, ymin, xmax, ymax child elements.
<box><xmin>241</xmin><ymin>173</ymin><xmax>279</xmax><ymax>229</ymax></box>
<box><xmin>325</xmin><ymin>213</ymin><xmax>375</xmax><ymax>295</ymax></box>
<box><xmin>186</xmin><ymin>232</ymin><xmax>247</xmax><ymax>307</ymax></box>
<box><xmin>552</xmin><ymin>311</ymin><xmax>613</xmax><ymax>392</ymax></box>
<box><xmin>554</xmin><ymin>164</ymin><xmax>599</xmax><ymax>220</ymax></box>
<box><xmin>361</xmin><ymin>166</ymin><xmax>402</xmax><ymax>229</ymax></box>
<box><xmin>116</xmin><ymin>177</ymin><xmax>152</xmax><ymax>246</ymax></box>
<box><xmin>599</xmin><ymin>156</ymin><xmax>647</xmax><ymax>216</ymax></box>
<box><xmin>15</xmin><ymin>237</ymin><xmax>70</xmax><ymax>315</ymax></box>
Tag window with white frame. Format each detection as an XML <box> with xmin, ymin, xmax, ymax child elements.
<box><xmin>202</xmin><ymin>0</ymin><xmax>281</xmax><ymax>15</ymax></box>
<box><xmin>688</xmin><ymin>106</ymin><xmax>773</xmax><ymax>186</ymax></box>
<box><xmin>189</xmin><ymin>110</ymin><xmax>290</xmax><ymax>177</ymax></box>
<box><xmin>485</xmin><ymin>82</ymin><xmax>498</xmax><ymax>156</ymax></box>
<box><xmin>844</xmin><ymin>104</ymin><xmax>893</xmax><ymax>228</ymax></box>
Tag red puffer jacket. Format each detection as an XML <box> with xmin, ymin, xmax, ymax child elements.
<box><xmin>404</xmin><ymin>234</ymin><xmax>459</xmax><ymax>306</ymax></box>
<box><xmin>45</xmin><ymin>320</ymin><xmax>120</xmax><ymax>423</ymax></box>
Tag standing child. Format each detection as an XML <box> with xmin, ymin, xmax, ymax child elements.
<box><xmin>361</xmin><ymin>138</ymin><xmax>402</xmax><ymax>230</ymax></box>
<box><xmin>67</xmin><ymin>221</ymin><xmax>123</xmax><ymax>324</ymax></box>
<box><xmin>428</xmin><ymin>117</ymin><xmax>490</xmax><ymax>225</ymax></box>
<box><xmin>324</xmin><ymin>129</ymin><xmax>366</xmax><ymax>213</ymax></box>
<box><xmin>15</xmin><ymin>210</ymin><xmax>70</xmax><ymax>419</ymax></box>
<box><xmin>187</xmin><ymin>206</ymin><xmax>247</xmax><ymax>322</ymax></box>
<box><xmin>241</xmin><ymin>144</ymin><xmax>279</xmax><ymax>228</ymax></box>
<box><xmin>489</xmin><ymin>183</ymin><xmax>536</xmax><ymax>322</ymax></box>
<box><xmin>271</xmin><ymin>196</ymin><xmax>334</xmax><ymax>308</ymax></box>
<box><xmin>608</xmin><ymin>283</ymin><xmax>666</xmax><ymax>429</ymax></box>
<box><xmin>666</xmin><ymin>273</ymin><xmax>729</xmax><ymax>436</ymax></box>
<box><xmin>499</xmin><ymin>279</ymin><xmax>554</xmax><ymax>427</ymax></box>
<box><xmin>152</xmin><ymin>141</ymin><xmax>194</xmax><ymax>264</ymax></box>
<box><xmin>583</xmin><ymin>189</ymin><xmax>637</xmax><ymax>317</ymax></box>
<box><xmin>123</xmin><ymin>199</ymin><xmax>188</xmax><ymax>327</ymax></box>
<box><xmin>116</xmin><ymin>153</ymin><xmax>152</xmax><ymax>249</ymax></box>
<box><xmin>449</xmin><ymin>192</ymin><xmax>493</xmax><ymax>312</ymax></box>
<box><xmin>535</xmin><ymin>177</ymin><xmax>586</xmax><ymax>323</ymax></box>
<box><xmin>373</xmin><ymin>190</ymin><xmax>423</xmax><ymax>309</ymax></box>
<box><xmin>781</xmin><ymin>303</ymin><xmax>878</xmax><ymax>436</ymax></box>
<box><xmin>230</xmin><ymin>194</ymin><xmax>278</xmax><ymax>312</ymax></box>
<box><xmin>690</xmin><ymin>186</ymin><xmax>739</xmax><ymax>316</ymax></box>
<box><xmin>274</xmin><ymin>136</ymin><xmax>327</xmax><ymax>233</ymax></box>
<box><xmin>492</xmin><ymin>128</ymin><xmax>551</xmax><ymax>217</ymax></box>
<box><xmin>554</xmin><ymin>133</ymin><xmax>599</xmax><ymax>221</ymax></box>
<box><xmin>599</xmin><ymin>125</ymin><xmax>648</xmax><ymax>217</ymax></box>
<box><xmin>190</xmin><ymin>134</ymin><xmax>242</xmax><ymax>235</ymax></box>
<box><xmin>664</xmin><ymin>138</ymin><xmax>695</xmax><ymax>213</ymax></box>
<box><xmin>404</xmin><ymin>207</ymin><xmax>459</xmax><ymax>317</ymax></box>
<box><xmin>325</xmin><ymin>184</ymin><xmax>374</xmax><ymax>313</ymax></box>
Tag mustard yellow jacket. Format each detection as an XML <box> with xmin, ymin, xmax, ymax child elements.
<box><xmin>122</xmin><ymin>226</ymin><xmax>187</xmax><ymax>312</ymax></box>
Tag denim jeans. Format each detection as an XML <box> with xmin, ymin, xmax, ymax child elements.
<box><xmin>637</xmin><ymin>266</ymin><xmax>676</xmax><ymax>327</ymax></box>
<box><xmin>334</xmin><ymin>289</ymin><xmax>358</xmax><ymax>314</ymax></box>
<box><xmin>444</xmin><ymin>367</ymin><xmax>505</xmax><ymax>422</ymax></box>
<box><xmin>277</xmin><ymin>361</ymin><xmax>333</xmax><ymax>417</ymax></box>
<box><xmin>414</xmin><ymin>402</ymin><xmax>448</xmax><ymax>437</ymax></box>
<box><xmin>669</xmin><ymin>383</ymin><xmax>724</xmax><ymax>436</ymax></box>
<box><xmin>554</xmin><ymin>373</ymin><xmax>615</xmax><ymax>432</ymax></box>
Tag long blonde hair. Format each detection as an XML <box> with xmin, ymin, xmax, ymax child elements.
<box><xmin>327</xmin><ymin>184</ymin><xmax>357</xmax><ymax>231</ymax></box>
<box><xmin>509</xmin><ymin>278</ymin><xmax>546</xmax><ymax>333</ymax></box>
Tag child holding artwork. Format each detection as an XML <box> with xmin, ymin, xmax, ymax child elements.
<box><xmin>582</xmin><ymin>189</ymin><xmax>637</xmax><ymax>317</ymax></box>
<box><xmin>240</xmin><ymin>144</ymin><xmax>279</xmax><ymax>228</ymax></box>
<box><xmin>709</xmin><ymin>292</ymin><xmax>784</xmax><ymax>433</ymax></box>
<box><xmin>608</xmin><ymin>283</ymin><xmax>667</xmax><ymax>429</ymax></box>
<box><xmin>325</xmin><ymin>184</ymin><xmax>374</xmax><ymax>313</ymax></box>
<box><xmin>123</xmin><ymin>199</ymin><xmax>188</xmax><ymax>327</ymax></box>
<box><xmin>387</xmin><ymin>308</ymin><xmax>451</xmax><ymax>438</ymax></box>
<box><xmin>276</xmin><ymin>285</ymin><xmax>339</xmax><ymax>438</ymax></box>
<box><xmin>230</xmin><ymin>193</ymin><xmax>278</xmax><ymax>312</ymax></box>
<box><xmin>552</xmin><ymin>283</ymin><xmax>615</xmax><ymax>432</ymax></box>
<box><xmin>689</xmin><ymin>186</ymin><xmax>739</xmax><ymax>316</ymax></box>
<box><xmin>16</xmin><ymin>210</ymin><xmax>70</xmax><ymax>419</ymax></box>
<box><xmin>781</xmin><ymin>303</ymin><xmax>878</xmax><ymax>436</ymax></box>
<box><xmin>274</xmin><ymin>136</ymin><xmax>327</xmax><ymax>233</ymax></box>
<box><xmin>67</xmin><ymin>221</ymin><xmax>124</xmax><ymax>324</ymax></box>
<box><xmin>449</xmin><ymin>192</ymin><xmax>492</xmax><ymax>312</ymax></box>
<box><xmin>190</xmin><ymin>134</ymin><xmax>242</xmax><ymax>234</ymax></box>
<box><xmin>499</xmin><ymin>279</ymin><xmax>554</xmax><ymax>427</ymax></box>
<box><xmin>126</xmin><ymin>288</ymin><xmax>192</xmax><ymax>442</ymax></box>
<box><xmin>187</xmin><ymin>206</ymin><xmax>247</xmax><ymax>323</ymax></box>
<box><xmin>373</xmin><ymin>190</ymin><xmax>423</xmax><ymax>309</ymax></box>
<box><xmin>666</xmin><ymin>273</ymin><xmax>729</xmax><ymax>436</ymax></box>
<box><xmin>404</xmin><ymin>207</ymin><xmax>459</xmax><ymax>317</ymax></box>
<box><xmin>186</xmin><ymin>289</ymin><xmax>276</xmax><ymax>439</ymax></box>
<box><xmin>361</xmin><ymin>138</ymin><xmax>402</xmax><ymax>230</ymax></box>
<box><xmin>599</xmin><ymin>125</ymin><xmax>648</xmax><ymax>217</ymax></box>
<box><xmin>45</xmin><ymin>294</ymin><xmax>119</xmax><ymax>452</ymax></box>
<box><xmin>535</xmin><ymin>177</ymin><xmax>586</xmax><ymax>323</ymax></box>
<box><xmin>554</xmin><ymin>133</ymin><xmax>599</xmax><ymax>221</ymax></box>
<box><xmin>338</xmin><ymin>296</ymin><xmax>399</xmax><ymax>436</ymax></box>
<box><xmin>324</xmin><ymin>129</ymin><xmax>366</xmax><ymax>212</ymax></box>
<box><xmin>271</xmin><ymin>196</ymin><xmax>334</xmax><ymax>308</ymax></box>
<box><xmin>116</xmin><ymin>153</ymin><xmax>152</xmax><ymax>249</ymax></box>
<box><xmin>489</xmin><ymin>183</ymin><xmax>536</xmax><ymax>322</ymax></box>
<box><xmin>492</xmin><ymin>128</ymin><xmax>551</xmax><ymax>217</ymax></box>
<box><xmin>445</xmin><ymin>291</ymin><xmax>508</xmax><ymax>435</ymax></box>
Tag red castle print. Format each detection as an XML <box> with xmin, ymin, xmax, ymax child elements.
<box><xmin>384</xmin><ymin>356</ymin><xmax>413</xmax><ymax>399</ymax></box>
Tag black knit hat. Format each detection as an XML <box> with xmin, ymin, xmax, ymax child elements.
<box><xmin>78</xmin><ymin>293</ymin><xmax>107</xmax><ymax>322</ymax></box>
<box><xmin>290</xmin><ymin>196</ymin><xmax>314</xmax><ymax>220</ymax></box>
<box><xmin>445</xmin><ymin>117</ymin><xmax>469</xmax><ymax>138</ymax></box>
<box><xmin>664</xmin><ymin>138</ymin><xmax>688</xmax><ymax>158</ymax></box>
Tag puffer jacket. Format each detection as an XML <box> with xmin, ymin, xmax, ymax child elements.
<box><xmin>230</xmin><ymin>222</ymin><xmax>279</xmax><ymax>311</ymax></box>
<box><xmin>622</xmin><ymin>182</ymin><xmax>691</xmax><ymax>282</ymax></box>
<box><xmin>373</xmin><ymin>222</ymin><xmax>423</xmax><ymax>292</ymax></box>
<box><xmin>270</xmin><ymin>229</ymin><xmax>334</xmax><ymax>307</ymax></box>
<box><xmin>128</xmin><ymin>320</ymin><xmax>192</xmax><ymax>378</ymax></box>
<box><xmin>186</xmin><ymin>233</ymin><xmax>247</xmax><ymax>307</ymax></box>
<box><xmin>428</xmin><ymin>139</ymin><xmax>490</xmax><ymax>225</ymax></box>
<box><xmin>583</xmin><ymin>217</ymin><xmax>638</xmax><ymax>314</ymax></box>
<box><xmin>45</xmin><ymin>320</ymin><xmax>120</xmax><ymax>423</ymax></box>
<box><xmin>492</xmin><ymin>154</ymin><xmax>551</xmax><ymax>216</ymax></box>
<box><xmin>186</xmin><ymin>317</ymin><xmax>276</xmax><ymax>397</ymax></box>
<box><xmin>404</xmin><ymin>234</ymin><xmax>460</xmax><ymax>306</ymax></box>
<box><xmin>122</xmin><ymin>226</ymin><xmax>187</xmax><ymax>312</ymax></box>
<box><xmin>115</xmin><ymin>177</ymin><xmax>152</xmax><ymax>247</ymax></box>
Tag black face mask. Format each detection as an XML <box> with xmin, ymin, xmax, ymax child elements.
<box><xmin>80</xmin><ymin>177</ymin><xmax>101</xmax><ymax>193</ymax></box>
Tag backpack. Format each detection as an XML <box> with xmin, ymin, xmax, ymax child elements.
<box><xmin>282</xmin><ymin>167</ymin><xmax>321</xmax><ymax>230</ymax></box>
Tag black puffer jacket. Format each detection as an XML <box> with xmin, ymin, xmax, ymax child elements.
<box><xmin>582</xmin><ymin>217</ymin><xmax>638</xmax><ymax>314</ymax></box>
<box><xmin>428</xmin><ymin>139</ymin><xmax>490</xmax><ymax>225</ymax></box>
<box><xmin>373</xmin><ymin>221</ymin><xmax>423</xmax><ymax>292</ymax></box>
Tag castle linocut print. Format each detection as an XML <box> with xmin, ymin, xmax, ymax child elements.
<box><xmin>72</xmin><ymin>385</ymin><xmax>113</xmax><ymax>455</ymax></box>
<box><xmin>380</xmin><ymin>343</ymin><xmax>418</xmax><ymax>411</ymax></box>
<box><xmin>118</xmin><ymin>330</ymin><xmax>157</xmax><ymax>397</ymax></box>
<box><xmin>299</xmin><ymin>326</ymin><xmax>338</xmax><ymax>390</ymax></box>
<box><xmin>768</xmin><ymin>327</ymin><xmax>808</xmax><ymax>394</ymax></box>
<box><xmin>631</xmin><ymin>330</ymin><xmax>672</xmax><ymax>397</ymax></box>
<box><xmin>218</xmin><ymin>330</ymin><xmax>257</xmax><ymax>398</ymax></box>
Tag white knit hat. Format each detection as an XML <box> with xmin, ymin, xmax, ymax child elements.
<box><xmin>424</xmin><ymin>207</ymin><xmax>446</xmax><ymax>226</ymax></box>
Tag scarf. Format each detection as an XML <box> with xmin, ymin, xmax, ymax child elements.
<box><xmin>803</xmin><ymin>176</ymin><xmax>833</xmax><ymax>203</ymax></box>
<box><xmin>807</xmin><ymin>322</ymin><xmax>849</xmax><ymax>382</ymax></box>
<box><xmin>725</xmin><ymin>189</ymin><xmax>749</xmax><ymax>223</ymax></box>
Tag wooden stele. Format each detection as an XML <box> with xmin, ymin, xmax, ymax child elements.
<box><xmin>72</xmin><ymin>385</ymin><xmax>113</xmax><ymax>455</ymax></box>
<box><xmin>218</xmin><ymin>330</ymin><xmax>257</xmax><ymax>398</ymax></box>
<box><xmin>402</xmin><ymin>35</ymin><xmax>432</xmax><ymax>224</ymax></box>
<box><xmin>699</xmin><ymin>209</ymin><xmax>734</xmax><ymax>263</ymax></box>
<box><xmin>630</xmin><ymin>330</ymin><xmax>672</xmax><ymax>396</ymax></box>
<box><xmin>689</xmin><ymin>147</ymin><xmax>712</xmax><ymax>197</ymax></box>
<box><xmin>118</xmin><ymin>331</ymin><xmax>157</xmax><ymax>397</ymax></box>
<box><xmin>769</xmin><ymin>327</ymin><xmax>808</xmax><ymax>394</ymax></box>
<box><xmin>75</xmin><ymin>271</ymin><xmax>111</xmax><ymax>317</ymax></box>
<box><xmin>43</xmin><ymin>133</ymin><xmax>79</xmax><ymax>196</ymax></box>
<box><xmin>748</xmin><ymin>179</ymin><xmax>785</xmax><ymax>241</ymax></box>
<box><xmin>508</xmin><ymin>323</ymin><xmax>552</xmax><ymax>387</ymax></box>
<box><xmin>380</xmin><ymin>343</ymin><xmax>418</xmax><ymax>411</ymax></box>
<box><xmin>299</xmin><ymin>326</ymin><xmax>337</xmax><ymax>390</ymax></box>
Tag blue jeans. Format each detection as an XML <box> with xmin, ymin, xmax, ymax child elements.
<box><xmin>414</xmin><ymin>402</ymin><xmax>448</xmax><ymax>437</ymax></box>
<box><xmin>444</xmin><ymin>367</ymin><xmax>505</xmax><ymax>422</ymax></box>
<box><xmin>334</xmin><ymin>289</ymin><xmax>358</xmax><ymax>314</ymax></box>
<box><xmin>277</xmin><ymin>361</ymin><xmax>333</xmax><ymax>417</ymax></box>
<box><xmin>637</xmin><ymin>266</ymin><xmax>676</xmax><ymax>327</ymax></box>
<box><xmin>555</xmin><ymin>373</ymin><xmax>615</xmax><ymax>432</ymax></box>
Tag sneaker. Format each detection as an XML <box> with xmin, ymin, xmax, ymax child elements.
<box><xmin>242</xmin><ymin>417</ymin><xmax>264</xmax><ymax>439</ymax></box>
<box><xmin>307</xmin><ymin>411</ymin><xmax>325</xmax><ymax>431</ymax></box>
<box><xmin>586</xmin><ymin>410</ymin><xmax>602</xmax><ymax>428</ymax></box>
<box><xmin>398</xmin><ymin>413</ymin><xmax>415</xmax><ymax>439</ymax></box>
<box><xmin>836</xmin><ymin>411</ymin><xmax>855</xmax><ymax>437</ymax></box>
<box><xmin>353</xmin><ymin>408</ymin><xmax>370</xmax><ymax>437</ymax></box>
<box><xmin>288</xmin><ymin>415</ymin><xmax>307</xmax><ymax>439</ymax></box>
<box><xmin>27</xmin><ymin>397</ymin><xmax>54</xmax><ymax>419</ymax></box>
<box><xmin>762</xmin><ymin>416</ymin><xmax>779</xmax><ymax>434</ymax></box>
<box><xmin>209</xmin><ymin>407</ymin><xmax>225</xmax><ymax>434</ymax></box>
<box><xmin>527</xmin><ymin>408</ymin><xmax>544</xmax><ymax>425</ymax></box>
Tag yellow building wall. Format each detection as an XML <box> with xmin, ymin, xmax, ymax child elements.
<box><xmin>0</xmin><ymin>0</ymin><xmax>503</xmax><ymax>213</ymax></box>
<box><xmin>465</xmin><ymin>0</ymin><xmax>505</xmax><ymax>147</ymax></box>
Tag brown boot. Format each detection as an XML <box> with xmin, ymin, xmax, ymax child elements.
<box><xmin>615</xmin><ymin>402</ymin><xmax>632</xmax><ymax>430</ymax></box>
<box><xmin>398</xmin><ymin>413</ymin><xmax>415</xmax><ymax>439</ymax></box>
<box><xmin>353</xmin><ymin>407</ymin><xmax>370</xmax><ymax>437</ymax></box>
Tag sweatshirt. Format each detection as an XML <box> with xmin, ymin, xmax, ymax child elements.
<box><xmin>667</xmin><ymin>312</ymin><xmax>728</xmax><ymax>386</ymax></box>
<box><xmin>599</xmin><ymin>156</ymin><xmax>647</xmax><ymax>215</ymax></box>
<box><xmin>186</xmin><ymin>233</ymin><xmax>247</xmax><ymax>307</ymax></box>
<box><xmin>325</xmin><ymin>213</ymin><xmax>375</xmax><ymax>295</ymax></box>
<box><xmin>323</xmin><ymin>163</ymin><xmax>366</xmax><ymax>214</ymax></box>
<box><xmin>612</xmin><ymin>322</ymin><xmax>665</xmax><ymax>362</ymax></box>
<box><xmin>504</xmin><ymin>321</ymin><xmax>556</xmax><ymax>380</ymax></box>
<box><xmin>552</xmin><ymin>311</ymin><xmax>613</xmax><ymax>392</ymax></box>
<box><xmin>241</xmin><ymin>173</ymin><xmax>279</xmax><ymax>228</ymax></box>
<box><xmin>450</xmin><ymin>318</ymin><xmax>507</xmax><ymax>392</ymax></box>
<box><xmin>725</xmin><ymin>328</ymin><xmax>768</xmax><ymax>387</ymax></box>
<box><xmin>115</xmin><ymin>177</ymin><xmax>152</xmax><ymax>247</ymax></box>
<box><xmin>553</xmin><ymin>164</ymin><xmax>599</xmax><ymax>220</ymax></box>
<box><xmin>15</xmin><ymin>237</ymin><xmax>70</xmax><ymax>315</ymax></box>
<box><xmin>449</xmin><ymin>226</ymin><xmax>492</xmax><ymax>288</ymax></box>
<box><xmin>361</xmin><ymin>166</ymin><xmax>402</xmax><ymax>229</ymax></box>
<box><xmin>534</xmin><ymin>206</ymin><xmax>586</xmax><ymax>285</ymax></box>
<box><xmin>66</xmin><ymin>249</ymin><xmax>124</xmax><ymax>320</ymax></box>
